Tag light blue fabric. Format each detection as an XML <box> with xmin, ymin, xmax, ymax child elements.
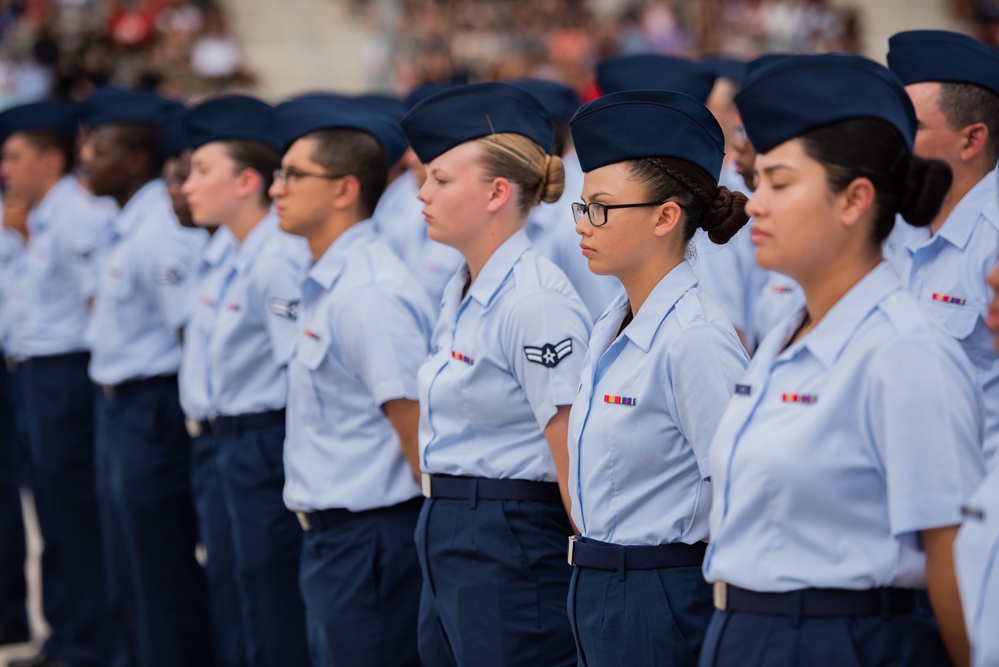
<box><xmin>418</xmin><ymin>229</ymin><xmax>592</xmax><ymax>481</ymax></box>
<box><xmin>283</xmin><ymin>220</ymin><xmax>434</xmax><ymax>512</ymax></box>
<box><xmin>4</xmin><ymin>177</ymin><xmax>111</xmax><ymax>358</ymax></box>
<box><xmin>568</xmin><ymin>261</ymin><xmax>748</xmax><ymax>545</ymax></box>
<box><xmin>0</xmin><ymin>220</ymin><xmax>25</xmax><ymax>355</ymax></box>
<box><xmin>704</xmin><ymin>262</ymin><xmax>985</xmax><ymax>592</ymax></box>
<box><xmin>179</xmin><ymin>214</ymin><xmax>309</xmax><ymax>420</ymax></box>
<box><xmin>749</xmin><ymin>270</ymin><xmax>804</xmax><ymax>347</ymax></box>
<box><xmin>956</xmin><ymin>467</ymin><xmax>999</xmax><ymax>667</ymax></box>
<box><xmin>885</xmin><ymin>170</ymin><xmax>999</xmax><ymax>468</ymax></box>
<box><xmin>86</xmin><ymin>180</ymin><xmax>207</xmax><ymax>385</ymax></box>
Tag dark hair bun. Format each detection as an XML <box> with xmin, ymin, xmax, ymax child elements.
<box><xmin>898</xmin><ymin>155</ymin><xmax>952</xmax><ymax>228</ymax></box>
<box><xmin>701</xmin><ymin>186</ymin><xmax>750</xmax><ymax>244</ymax></box>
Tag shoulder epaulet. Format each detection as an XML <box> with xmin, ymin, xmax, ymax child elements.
<box><xmin>512</xmin><ymin>250</ymin><xmax>542</xmax><ymax>295</ymax></box>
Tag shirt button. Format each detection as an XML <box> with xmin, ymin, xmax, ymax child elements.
<box><xmin>917</xmin><ymin>269</ymin><xmax>925</xmax><ymax>277</ymax></box>
<box><xmin>937</xmin><ymin>317</ymin><xmax>945</xmax><ymax>324</ymax></box>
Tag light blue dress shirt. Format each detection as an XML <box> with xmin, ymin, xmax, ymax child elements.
<box><xmin>372</xmin><ymin>170</ymin><xmax>463</xmax><ymax>310</ymax></box>
<box><xmin>5</xmin><ymin>176</ymin><xmax>111</xmax><ymax>358</ymax></box>
<box><xmin>527</xmin><ymin>150</ymin><xmax>624</xmax><ymax>322</ymax></box>
<box><xmin>704</xmin><ymin>262</ymin><xmax>985</xmax><ymax>592</ymax></box>
<box><xmin>568</xmin><ymin>261</ymin><xmax>748</xmax><ymax>545</ymax></box>
<box><xmin>955</xmin><ymin>466</ymin><xmax>999</xmax><ymax>667</ymax></box>
<box><xmin>86</xmin><ymin>179</ymin><xmax>207</xmax><ymax>386</ymax></box>
<box><xmin>283</xmin><ymin>220</ymin><xmax>434</xmax><ymax>513</ymax></box>
<box><xmin>0</xmin><ymin>222</ymin><xmax>24</xmax><ymax>354</ymax></box>
<box><xmin>749</xmin><ymin>270</ymin><xmax>804</xmax><ymax>347</ymax></box>
<box><xmin>180</xmin><ymin>214</ymin><xmax>309</xmax><ymax>421</ymax></box>
<box><xmin>885</xmin><ymin>171</ymin><xmax>999</xmax><ymax>468</ymax></box>
<box><xmin>418</xmin><ymin>229</ymin><xmax>592</xmax><ymax>482</ymax></box>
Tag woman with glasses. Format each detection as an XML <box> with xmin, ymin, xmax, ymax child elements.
<box><xmin>564</xmin><ymin>90</ymin><xmax>750</xmax><ymax>667</ymax></box>
<box><xmin>400</xmin><ymin>82</ymin><xmax>591</xmax><ymax>667</ymax></box>
<box><xmin>701</xmin><ymin>54</ymin><xmax>985</xmax><ymax>667</ymax></box>
<box><xmin>178</xmin><ymin>96</ymin><xmax>311</xmax><ymax>667</ymax></box>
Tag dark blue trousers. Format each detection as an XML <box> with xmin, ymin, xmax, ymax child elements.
<box><xmin>190</xmin><ymin>432</ymin><xmax>247</xmax><ymax>667</ymax></box>
<box><xmin>698</xmin><ymin>607</ymin><xmax>953</xmax><ymax>667</ymax></box>
<box><xmin>415</xmin><ymin>498</ymin><xmax>576</xmax><ymax>667</ymax></box>
<box><xmin>0</xmin><ymin>362</ymin><xmax>28</xmax><ymax>644</ymax></box>
<box><xmin>299</xmin><ymin>497</ymin><xmax>422</xmax><ymax>667</ymax></box>
<box><xmin>567</xmin><ymin>560</ymin><xmax>712</xmax><ymax>667</ymax></box>
<box><xmin>94</xmin><ymin>376</ymin><xmax>213</xmax><ymax>667</ymax></box>
<box><xmin>214</xmin><ymin>424</ymin><xmax>308</xmax><ymax>667</ymax></box>
<box><xmin>20</xmin><ymin>353</ymin><xmax>109</xmax><ymax>666</ymax></box>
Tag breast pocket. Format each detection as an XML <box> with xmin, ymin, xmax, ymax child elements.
<box><xmin>926</xmin><ymin>299</ymin><xmax>980</xmax><ymax>341</ymax></box>
<box><xmin>102</xmin><ymin>267</ymin><xmax>134</xmax><ymax>302</ymax></box>
<box><xmin>291</xmin><ymin>334</ymin><xmax>329</xmax><ymax>423</ymax></box>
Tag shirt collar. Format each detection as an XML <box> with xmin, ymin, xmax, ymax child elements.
<box><xmin>305</xmin><ymin>219</ymin><xmax>377</xmax><ymax>292</ymax></box>
<box><xmin>233</xmin><ymin>212</ymin><xmax>279</xmax><ymax>275</ymax></box>
<box><xmin>782</xmin><ymin>261</ymin><xmax>901</xmax><ymax>370</ymax></box>
<box><xmin>466</xmin><ymin>229</ymin><xmax>532</xmax><ymax>306</ymax></box>
<box><xmin>622</xmin><ymin>260</ymin><xmax>698</xmax><ymax>353</ymax></box>
<box><xmin>30</xmin><ymin>175</ymin><xmax>77</xmax><ymax>232</ymax></box>
<box><xmin>905</xmin><ymin>169</ymin><xmax>998</xmax><ymax>252</ymax></box>
<box><xmin>112</xmin><ymin>179</ymin><xmax>169</xmax><ymax>238</ymax></box>
<box><xmin>200</xmin><ymin>226</ymin><xmax>234</xmax><ymax>269</ymax></box>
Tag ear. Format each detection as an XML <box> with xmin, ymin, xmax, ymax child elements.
<box><xmin>839</xmin><ymin>176</ymin><xmax>876</xmax><ymax>229</ymax></box>
<box><xmin>485</xmin><ymin>176</ymin><xmax>513</xmax><ymax>213</ymax></box>
<box><xmin>652</xmin><ymin>200</ymin><xmax>684</xmax><ymax>239</ymax></box>
<box><xmin>329</xmin><ymin>174</ymin><xmax>362</xmax><ymax>211</ymax></box>
<box><xmin>234</xmin><ymin>167</ymin><xmax>263</xmax><ymax>200</ymax></box>
<box><xmin>959</xmin><ymin>122</ymin><xmax>989</xmax><ymax>162</ymax></box>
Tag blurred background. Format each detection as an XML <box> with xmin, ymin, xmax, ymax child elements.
<box><xmin>0</xmin><ymin>0</ymin><xmax>993</xmax><ymax>107</ymax></box>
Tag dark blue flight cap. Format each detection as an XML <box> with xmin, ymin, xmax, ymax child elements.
<box><xmin>509</xmin><ymin>79</ymin><xmax>581</xmax><ymax>123</ymax></box>
<box><xmin>0</xmin><ymin>100</ymin><xmax>79</xmax><ymax>145</ymax></box>
<box><xmin>274</xmin><ymin>96</ymin><xmax>408</xmax><ymax>165</ymax></box>
<box><xmin>887</xmin><ymin>30</ymin><xmax>999</xmax><ymax>96</ymax></box>
<box><xmin>569</xmin><ymin>89</ymin><xmax>725</xmax><ymax>179</ymax></box>
<box><xmin>596</xmin><ymin>54</ymin><xmax>717</xmax><ymax>103</ymax></box>
<box><xmin>81</xmin><ymin>86</ymin><xmax>182</xmax><ymax>129</ymax></box>
<box><xmin>182</xmin><ymin>95</ymin><xmax>280</xmax><ymax>152</ymax></box>
<box><xmin>401</xmin><ymin>82</ymin><xmax>554</xmax><ymax>164</ymax></box>
<box><xmin>156</xmin><ymin>106</ymin><xmax>189</xmax><ymax>159</ymax></box>
<box><xmin>734</xmin><ymin>53</ymin><xmax>917</xmax><ymax>155</ymax></box>
<box><xmin>353</xmin><ymin>94</ymin><xmax>407</xmax><ymax>122</ymax></box>
<box><xmin>700</xmin><ymin>56</ymin><xmax>747</xmax><ymax>83</ymax></box>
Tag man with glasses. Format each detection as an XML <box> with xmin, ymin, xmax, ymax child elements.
<box><xmin>270</xmin><ymin>97</ymin><xmax>433</xmax><ymax>666</ymax></box>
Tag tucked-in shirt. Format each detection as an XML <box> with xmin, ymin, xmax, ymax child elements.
<box><xmin>418</xmin><ymin>229</ymin><xmax>592</xmax><ymax>481</ymax></box>
<box><xmin>704</xmin><ymin>262</ymin><xmax>985</xmax><ymax>591</ymax></box>
<box><xmin>885</xmin><ymin>171</ymin><xmax>999</xmax><ymax>468</ymax></box>
<box><xmin>955</xmin><ymin>467</ymin><xmax>999</xmax><ymax>667</ymax></box>
<box><xmin>180</xmin><ymin>214</ymin><xmax>309</xmax><ymax>420</ymax></box>
<box><xmin>372</xmin><ymin>170</ymin><xmax>463</xmax><ymax>311</ymax></box>
<box><xmin>527</xmin><ymin>150</ymin><xmax>624</xmax><ymax>322</ymax></box>
<box><xmin>283</xmin><ymin>220</ymin><xmax>434</xmax><ymax>512</ymax></box>
<box><xmin>568</xmin><ymin>261</ymin><xmax>748</xmax><ymax>545</ymax></box>
<box><xmin>86</xmin><ymin>180</ymin><xmax>207</xmax><ymax>386</ymax></box>
<box><xmin>4</xmin><ymin>176</ymin><xmax>110</xmax><ymax>358</ymax></box>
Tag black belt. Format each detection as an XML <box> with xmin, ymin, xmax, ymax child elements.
<box><xmin>20</xmin><ymin>351</ymin><xmax>90</xmax><ymax>370</ymax></box>
<box><xmin>713</xmin><ymin>582</ymin><xmax>918</xmax><ymax>618</ymax></box>
<box><xmin>568</xmin><ymin>535</ymin><xmax>707</xmax><ymax>570</ymax></box>
<box><xmin>296</xmin><ymin>497</ymin><xmax>422</xmax><ymax>532</ymax></box>
<box><xmin>186</xmin><ymin>409</ymin><xmax>286</xmax><ymax>438</ymax></box>
<box><xmin>421</xmin><ymin>474</ymin><xmax>561</xmax><ymax>503</ymax></box>
<box><xmin>99</xmin><ymin>374</ymin><xmax>178</xmax><ymax>400</ymax></box>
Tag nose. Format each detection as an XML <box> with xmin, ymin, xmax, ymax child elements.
<box><xmin>268</xmin><ymin>178</ymin><xmax>284</xmax><ymax>200</ymax></box>
<box><xmin>745</xmin><ymin>191</ymin><xmax>763</xmax><ymax>219</ymax></box>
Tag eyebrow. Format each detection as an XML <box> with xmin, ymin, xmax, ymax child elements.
<box><xmin>582</xmin><ymin>191</ymin><xmax>614</xmax><ymax>201</ymax></box>
<box><xmin>761</xmin><ymin>164</ymin><xmax>795</xmax><ymax>176</ymax></box>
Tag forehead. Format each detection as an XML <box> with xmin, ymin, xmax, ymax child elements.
<box><xmin>191</xmin><ymin>141</ymin><xmax>231</xmax><ymax>165</ymax></box>
<box><xmin>756</xmin><ymin>137</ymin><xmax>809</xmax><ymax>168</ymax></box>
<box><xmin>427</xmin><ymin>140</ymin><xmax>482</xmax><ymax>172</ymax></box>
<box><xmin>904</xmin><ymin>82</ymin><xmax>942</xmax><ymax>116</ymax></box>
<box><xmin>1</xmin><ymin>132</ymin><xmax>38</xmax><ymax>156</ymax></box>
<box><xmin>581</xmin><ymin>161</ymin><xmax>639</xmax><ymax>197</ymax></box>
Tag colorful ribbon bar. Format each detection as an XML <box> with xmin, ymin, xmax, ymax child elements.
<box><xmin>782</xmin><ymin>393</ymin><xmax>817</xmax><ymax>404</ymax></box>
<box><xmin>931</xmin><ymin>293</ymin><xmax>966</xmax><ymax>306</ymax></box>
<box><xmin>451</xmin><ymin>351</ymin><xmax>474</xmax><ymax>365</ymax></box>
<box><xmin>304</xmin><ymin>329</ymin><xmax>320</xmax><ymax>340</ymax></box>
<box><xmin>604</xmin><ymin>395</ymin><xmax>637</xmax><ymax>406</ymax></box>
<box><xmin>771</xmin><ymin>285</ymin><xmax>795</xmax><ymax>293</ymax></box>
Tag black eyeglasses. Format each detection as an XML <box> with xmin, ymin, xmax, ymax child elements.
<box><xmin>572</xmin><ymin>200</ymin><xmax>699</xmax><ymax>227</ymax></box>
<box><xmin>273</xmin><ymin>168</ymin><xmax>346</xmax><ymax>187</ymax></box>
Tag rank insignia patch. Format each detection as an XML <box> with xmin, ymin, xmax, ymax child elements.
<box><xmin>268</xmin><ymin>298</ymin><xmax>299</xmax><ymax>320</ymax></box>
<box><xmin>524</xmin><ymin>338</ymin><xmax>573</xmax><ymax>368</ymax></box>
<box><xmin>153</xmin><ymin>263</ymin><xmax>190</xmax><ymax>284</ymax></box>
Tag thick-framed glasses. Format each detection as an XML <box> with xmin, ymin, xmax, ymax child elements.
<box><xmin>273</xmin><ymin>168</ymin><xmax>346</xmax><ymax>187</ymax></box>
<box><xmin>571</xmin><ymin>200</ymin><xmax>665</xmax><ymax>227</ymax></box>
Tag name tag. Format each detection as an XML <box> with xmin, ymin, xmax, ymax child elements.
<box><xmin>735</xmin><ymin>384</ymin><xmax>752</xmax><ymax>396</ymax></box>
<box><xmin>961</xmin><ymin>504</ymin><xmax>985</xmax><ymax>522</ymax></box>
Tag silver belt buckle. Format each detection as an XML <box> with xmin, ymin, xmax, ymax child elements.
<box><xmin>567</xmin><ymin>535</ymin><xmax>579</xmax><ymax>566</ymax></box>
<box><xmin>185</xmin><ymin>418</ymin><xmax>203</xmax><ymax>439</ymax></box>
<box><xmin>296</xmin><ymin>511</ymin><xmax>311</xmax><ymax>531</ymax></box>
<box><xmin>713</xmin><ymin>581</ymin><xmax>728</xmax><ymax>611</ymax></box>
<box><xmin>422</xmin><ymin>473</ymin><xmax>432</xmax><ymax>498</ymax></box>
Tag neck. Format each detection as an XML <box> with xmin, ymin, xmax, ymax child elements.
<box><xmin>31</xmin><ymin>174</ymin><xmax>63</xmax><ymax>209</ymax></box>
<box><xmin>225</xmin><ymin>202</ymin><xmax>270</xmax><ymax>244</ymax></box>
<box><xmin>116</xmin><ymin>177</ymin><xmax>154</xmax><ymax>209</ymax></box>
<box><xmin>618</xmin><ymin>254</ymin><xmax>685</xmax><ymax>317</ymax></box>
<box><xmin>461</xmin><ymin>223</ymin><xmax>520</xmax><ymax>283</ymax></box>
<box><xmin>930</xmin><ymin>165</ymin><xmax>988</xmax><ymax>234</ymax></box>
<box><xmin>796</xmin><ymin>251</ymin><xmax>881</xmax><ymax>334</ymax></box>
<box><xmin>307</xmin><ymin>213</ymin><xmax>365</xmax><ymax>261</ymax></box>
